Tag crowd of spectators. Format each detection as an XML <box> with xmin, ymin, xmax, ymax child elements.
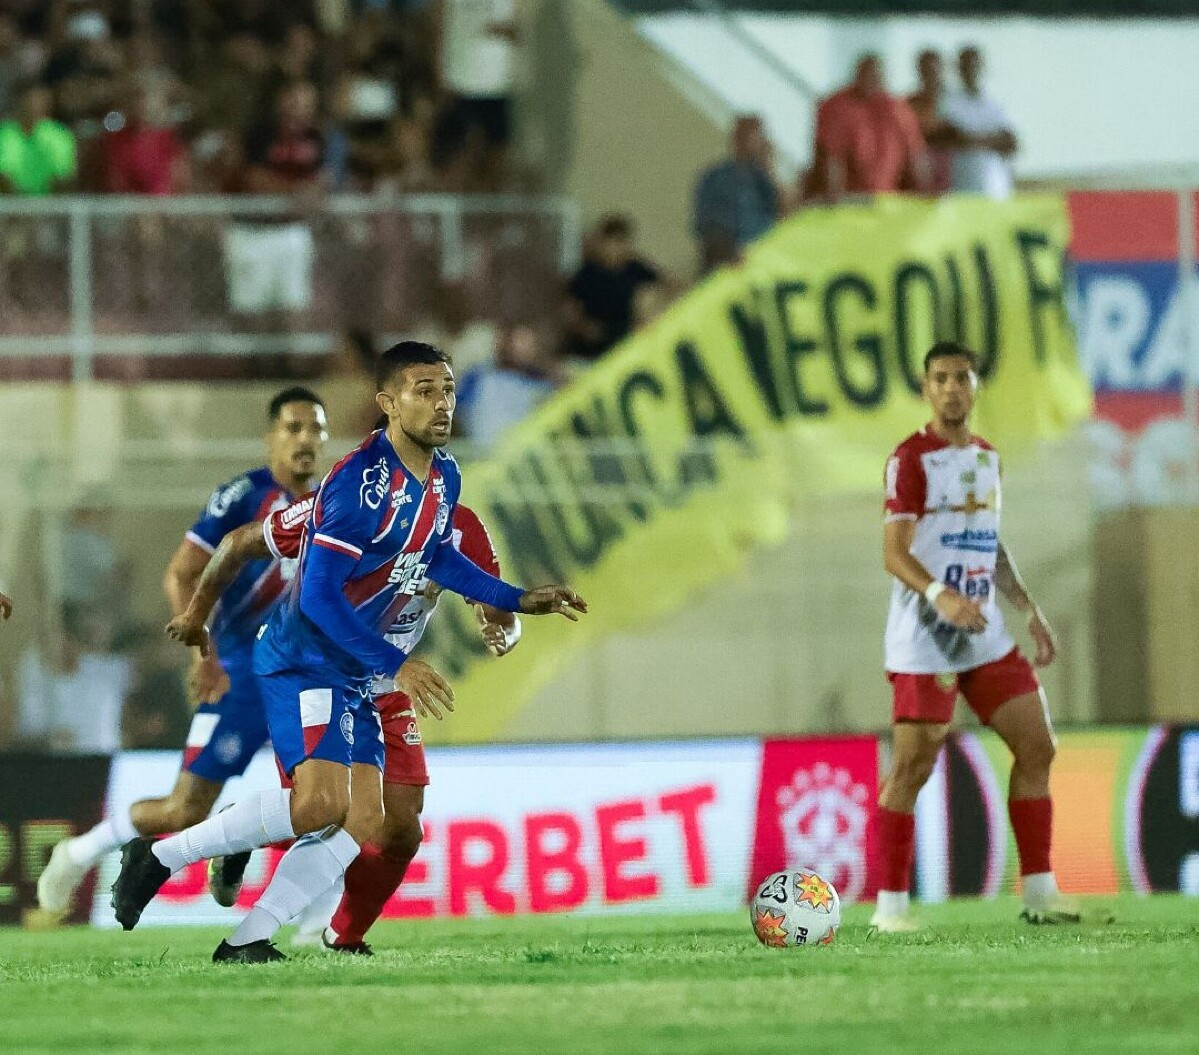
<box><xmin>692</xmin><ymin>45</ymin><xmax>1019</xmax><ymax>273</ymax></box>
<box><xmin>0</xmin><ymin>0</ymin><xmax>525</xmax><ymax>200</ymax></box>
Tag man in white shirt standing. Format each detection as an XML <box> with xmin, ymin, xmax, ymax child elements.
<box><xmin>941</xmin><ymin>46</ymin><xmax>1017</xmax><ymax>199</ymax></box>
<box><xmin>438</xmin><ymin>0</ymin><xmax>518</xmax><ymax>190</ymax></box>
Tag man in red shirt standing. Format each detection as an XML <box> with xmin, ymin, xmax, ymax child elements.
<box><xmin>101</xmin><ymin>86</ymin><xmax>188</xmax><ymax>195</ymax></box>
<box><xmin>809</xmin><ymin>54</ymin><xmax>929</xmax><ymax>203</ymax></box>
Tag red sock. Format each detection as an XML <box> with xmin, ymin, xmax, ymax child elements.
<box><xmin>329</xmin><ymin>843</ymin><xmax>411</xmax><ymax>945</ymax></box>
<box><xmin>1008</xmin><ymin>796</ymin><xmax>1053</xmax><ymax>876</ymax></box>
<box><xmin>874</xmin><ymin>807</ymin><xmax>916</xmax><ymax>892</ymax></box>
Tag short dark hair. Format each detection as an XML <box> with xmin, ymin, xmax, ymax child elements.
<box><xmin>923</xmin><ymin>341</ymin><xmax>979</xmax><ymax>374</ymax></box>
<box><xmin>375</xmin><ymin>341</ymin><xmax>451</xmax><ymax>390</ymax></box>
<box><xmin>268</xmin><ymin>386</ymin><xmax>324</xmax><ymax>420</ymax></box>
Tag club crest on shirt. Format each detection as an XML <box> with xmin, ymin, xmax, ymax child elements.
<box><xmin>340</xmin><ymin>710</ymin><xmax>355</xmax><ymax>744</ymax></box>
<box><xmin>434</xmin><ymin>500</ymin><xmax>449</xmax><ymax>534</ymax></box>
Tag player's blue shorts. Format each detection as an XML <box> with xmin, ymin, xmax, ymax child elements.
<box><xmin>259</xmin><ymin>667</ymin><xmax>385</xmax><ymax>778</ymax></box>
<box><xmin>183</xmin><ymin>662</ymin><xmax>270</xmax><ymax>783</ymax></box>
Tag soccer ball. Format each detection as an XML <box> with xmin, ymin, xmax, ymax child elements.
<box><xmin>750</xmin><ymin>869</ymin><xmax>840</xmax><ymax>948</ymax></box>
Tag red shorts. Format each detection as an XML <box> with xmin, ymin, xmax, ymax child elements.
<box><xmin>887</xmin><ymin>648</ymin><xmax>1040</xmax><ymax>726</ymax></box>
<box><xmin>375</xmin><ymin>690</ymin><xmax>430</xmax><ymax>787</ymax></box>
<box><xmin>273</xmin><ymin>690</ymin><xmax>429</xmax><ymax>788</ymax></box>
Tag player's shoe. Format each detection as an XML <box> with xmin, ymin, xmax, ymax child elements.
<box><xmin>1020</xmin><ymin>902</ymin><xmax>1081</xmax><ymax>925</ymax></box>
<box><xmin>212</xmin><ymin>939</ymin><xmax>286</xmax><ymax>964</ymax></box>
<box><xmin>320</xmin><ymin>928</ymin><xmax>373</xmax><ymax>956</ymax></box>
<box><xmin>869</xmin><ymin>911</ymin><xmax>921</xmax><ymax>933</ymax></box>
<box><xmin>110</xmin><ymin>837</ymin><xmax>170</xmax><ymax>931</ymax></box>
<box><xmin>207</xmin><ymin>851</ymin><xmax>251</xmax><ymax>908</ymax></box>
<box><xmin>36</xmin><ymin>840</ymin><xmax>89</xmax><ymax>916</ymax></box>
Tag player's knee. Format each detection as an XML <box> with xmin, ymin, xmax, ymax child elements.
<box><xmin>891</xmin><ymin>751</ymin><xmax>938</xmax><ymax>793</ymax></box>
<box><xmin>293</xmin><ymin>785</ymin><xmax>349</xmax><ymax>833</ymax></box>
<box><xmin>1016</xmin><ymin>735</ymin><xmax>1056</xmax><ymax>775</ymax></box>
<box><xmin>381</xmin><ymin>809</ymin><xmax>423</xmax><ymax>862</ymax></box>
<box><xmin>167</xmin><ymin>799</ymin><xmax>211</xmax><ymax>830</ymax></box>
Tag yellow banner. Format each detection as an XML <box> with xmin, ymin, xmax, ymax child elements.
<box><xmin>421</xmin><ymin>195</ymin><xmax>1092</xmax><ymax>742</ymax></box>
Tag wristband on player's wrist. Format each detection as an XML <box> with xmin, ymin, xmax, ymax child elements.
<box><xmin>923</xmin><ymin>581</ymin><xmax>947</xmax><ymax>606</ymax></box>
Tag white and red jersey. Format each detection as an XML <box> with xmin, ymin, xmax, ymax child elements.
<box><xmin>263</xmin><ymin>492</ymin><xmax>501</xmax><ymax>694</ymax></box>
<box><xmin>883</xmin><ymin>426</ymin><xmax>1014</xmax><ymax>674</ymax></box>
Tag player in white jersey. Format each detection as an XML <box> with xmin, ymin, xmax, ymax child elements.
<box><xmin>873</xmin><ymin>341</ymin><xmax>1077</xmax><ymax>932</ymax></box>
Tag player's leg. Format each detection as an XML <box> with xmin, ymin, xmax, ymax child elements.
<box><xmin>873</xmin><ymin>718</ymin><xmax>951</xmax><ymax>930</ymax></box>
<box><xmin>983</xmin><ymin>683</ymin><xmax>1078</xmax><ymax>923</ymax></box>
<box><xmin>38</xmin><ymin>704</ymin><xmax>229</xmax><ymax>915</ymax></box>
<box><xmin>214</xmin><ymin>696</ymin><xmax>382</xmax><ymax>961</ymax></box>
<box><xmin>112</xmin><ymin>671</ymin><xmax>355</xmax><ymax>932</ymax></box>
<box><xmin>322</xmin><ymin>696</ymin><xmax>428</xmax><ymax>953</ymax></box>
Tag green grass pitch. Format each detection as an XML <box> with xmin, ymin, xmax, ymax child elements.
<box><xmin>1</xmin><ymin>895</ymin><xmax>1195</xmax><ymax>1055</ymax></box>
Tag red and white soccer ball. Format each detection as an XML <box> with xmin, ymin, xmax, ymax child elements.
<box><xmin>750</xmin><ymin>869</ymin><xmax>840</xmax><ymax>948</ymax></box>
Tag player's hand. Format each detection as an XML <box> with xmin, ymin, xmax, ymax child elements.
<box><xmin>188</xmin><ymin>652</ymin><xmax>230</xmax><ymax>707</ymax></box>
<box><xmin>473</xmin><ymin>604</ymin><xmax>515</xmax><ymax>657</ymax></box>
<box><xmin>1028</xmin><ymin>608</ymin><xmax>1058</xmax><ymax>667</ymax></box>
<box><xmin>0</xmin><ymin>591</ymin><xmax>12</xmax><ymax>621</ymax></box>
<box><xmin>518</xmin><ymin>585</ymin><xmax>588</xmax><ymax>621</ymax></box>
<box><xmin>934</xmin><ymin>589</ymin><xmax>987</xmax><ymax>633</ymax></box>
<box><xmin>396</xmin><ymin>659</ymin><xmax>455</xmax><ymax>721</ymax></box>
<box><xmin>165</xmin><ymin>610</ymin><xmax>212</xmax><ymax>656</ymax></box>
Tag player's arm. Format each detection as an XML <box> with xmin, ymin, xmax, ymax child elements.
<box><xmin>884</xmin><ymin>518</ymin><xmax>986</xmax><ymax>632</ymax></box>
<box><xmin>163</xmin><ymin>537</ymin><xmax>231</xmax><ymax>705</ymax></box>
<box><xmin>427</xmin><ymin>542</ymin><xmax>587</xmax><ymax>620</ymax></box>
<box><xmin>0</xmin><ymin>590</ymin><xmax>12</xmax><ymax>621</ymax></box>
<box><xmin>165</xmin><ymin>521</ymin><xmax>272</xmax><ymax>654</ymax></box>
<box><xmin>995</xmin><ymin>541</ymin><xmax>1057</xmax><ymax>666</ymax></box>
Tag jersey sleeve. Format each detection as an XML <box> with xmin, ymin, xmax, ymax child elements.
<box><xmin>309</xmin><ymin>460</ymin><xmax>376</xmax><ymax>560</ymax></box>
<box><xmin>884</xmin><ymin>446</ymin><xmax>926</xmax><ymax>522</ymax></box>
<box><xmin>186</xmin><ymin>474</ymin><xmax>256</xmax><ymax>554</ymax></box>
<box><xmin>263</xmin><ymin>492</ymin><xmax>315</xmax><ymax>560</ymax></box>
<box><xmin>452</xmin><ymin>505</ymin><xmax>501</xmax><ymax>578</ymax></box>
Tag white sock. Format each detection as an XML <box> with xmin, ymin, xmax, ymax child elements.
<box><xmin>229</xmin><ymin>828</ymin><xmax>360</xmax><ymax>947</ymax></box>
<box><xmin>65</xmin><ymin>812</ymin><xmax>139</xmax><ymax>869</ymax></box>
<box><xmin>1023</xmin><ymin>871</ymin><xmax>1060</xmax><ymax>907</ymax></box>
<box><xmin>295</xmin><ymin>873</ymin><xmax>345</xmax><ymax>938</ymax></box>
<box><xmin>151</xmin><ymin>789</ymin><xmax>295</xmax><ymax>875</ymax></box>
<box><xmin>875</xmin><ymin>890</ymin><xmax>911</xmax><ymax>919</ymax></box>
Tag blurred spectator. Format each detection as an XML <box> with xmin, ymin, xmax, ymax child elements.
<box><xmin>808</xmin><ymin>54</ymin><xmax>928</xmax><ymax>202</ymax></box>
<box><xmin>225</xmin><ymin>81</ymin><xmax>326</xmax><ymax>316</ymax></box>
<box><xmin>125</xmin><ymin>31</ymin><xmax>191</xmax><ymax>128</ymax></box>
<box><xmin>408</xmin><ymin>282</ymin><xmax>497</xmax><ymax>377</ymax></box>
<box><xmin>18</xmin><ymin>632</ymin><xmax>131</xmax><ymax>754</ymax></box>
<box><xmin>323</xmin><ymin>328</ymin><xmax>385</xmax><ymax>437</ymax></box>
<box><xmin>456</xmin><ymin>323</ymin><xmax>559</xmax><ymax>445</ymax></box>
<box><xmin>693</xmin><ymin>115</ymin><xmax>779</xmax><ymax>275</ymax></box>
<box><xmin>60</xmin><ymin>504</ymin><xmax>129</xmax><ymax>648</ymax></box>
<box><xmin>437</xmin><ymin>0</ymin><xmax>518</xmax><ymax>191</ymax></box>
<box><xmin>564</xmin><ymin>215</ymin><xmax>661</xmax><ymax>361</ymax></box>
<box><xmin>0</xmin><ymin>82</ymin><xmax>77</xmax><ymax>195</ymax></box>
<box><xmin>0</xmin><ymin>15</ymin><xmax>25</xmax><ymax>120</ymax></box>
<box><xmin>942</xmin><ymin>46</ymin><xmax>1018</xmax><ymax>200</ymax></box>
<box><xmin>100</xmin><ymin>85</ymin><xmax>189</xmax><ymax>194</ymax></box>
<box><xmin>43</xmin><ymin>7</ymin><xmax>124</xmax><ymax>133</ymax></box>
<box><xmin>907</xmin><ymin>49</ymin><xmax>952</xmax><ymax>195</ymax></box>
<box><xmin>120</xmin><ymin>630</ymin><xmax>190</xmax><ymax>750</ymax></box>
<box><xmin>197</xmin><ymin>33</ymin><xmax>275</xmax><ymax>139</ymax></box>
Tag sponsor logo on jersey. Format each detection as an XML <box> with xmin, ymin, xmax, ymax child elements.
<box><xmin>434</xmin><ymin>500</ymin><xmax>450</xmax><ymax>535</ymax></box>
<box><xmin>280</xmin><ymin>497</ymin><xmax>314</xmax><ymax>529</ymax></box>
<box><xmin>391</xmin><ymin>491</ymin><xmax>414</xmax><ymax>510</ymax></box>
<box><xmin>360</xmin><ymin>457</ymin><xmax>390</xmax><ymax>511</ymax></box>
<box><xmin>938</xmin><ymin>528</ymin><xmax>999</xmax><ymax>553</ymax></box>
<box><xmin>386</xmin><ymin>551</ymin><xmax>430</xmax><ymax>590</ymax></box>
<box><xmin>340</xmin><ymin>710</ymin><xmax>355</xmax><ymax>745</ymax></box>
<box><xmin>402</xmin><ymin>720</ymin><xmax>422</xmax><ymax>746</ymax></box>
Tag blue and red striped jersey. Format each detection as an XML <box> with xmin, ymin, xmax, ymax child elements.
<box><xmin>255</xmin><ymin>430</ymin><xmax>465</xmax><ymax>680</ymax></box>
<box><xmin>185</xmin><ymin>465</ymin><xmax>299</xmax><ymax>662</ymax></box>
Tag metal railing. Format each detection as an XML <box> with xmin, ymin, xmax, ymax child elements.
<box><xmin>0</xmin><ymin>193</ymin><xmax>581</xmax><ymax>382</ymax></box>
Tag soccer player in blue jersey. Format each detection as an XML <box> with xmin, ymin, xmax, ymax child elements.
<box><xmin>112</xmin><ymin>342</ymin><xmax>586</xmax><ymax>961</ymax></box>
<box><xmin>37</xmin><ymin>388</ymin><xmax>328</xmax><ymax>917</ymax></box>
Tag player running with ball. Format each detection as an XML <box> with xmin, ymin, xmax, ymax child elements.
<box><xmin>873</xmin><ymin>341</ymin><xmax>1077</xmax><ymax>932</ymax></box>
<box><xmin>112</xmin><ymin>341</ymin><xmax>586</xmax><ymax>962</ymax></box>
